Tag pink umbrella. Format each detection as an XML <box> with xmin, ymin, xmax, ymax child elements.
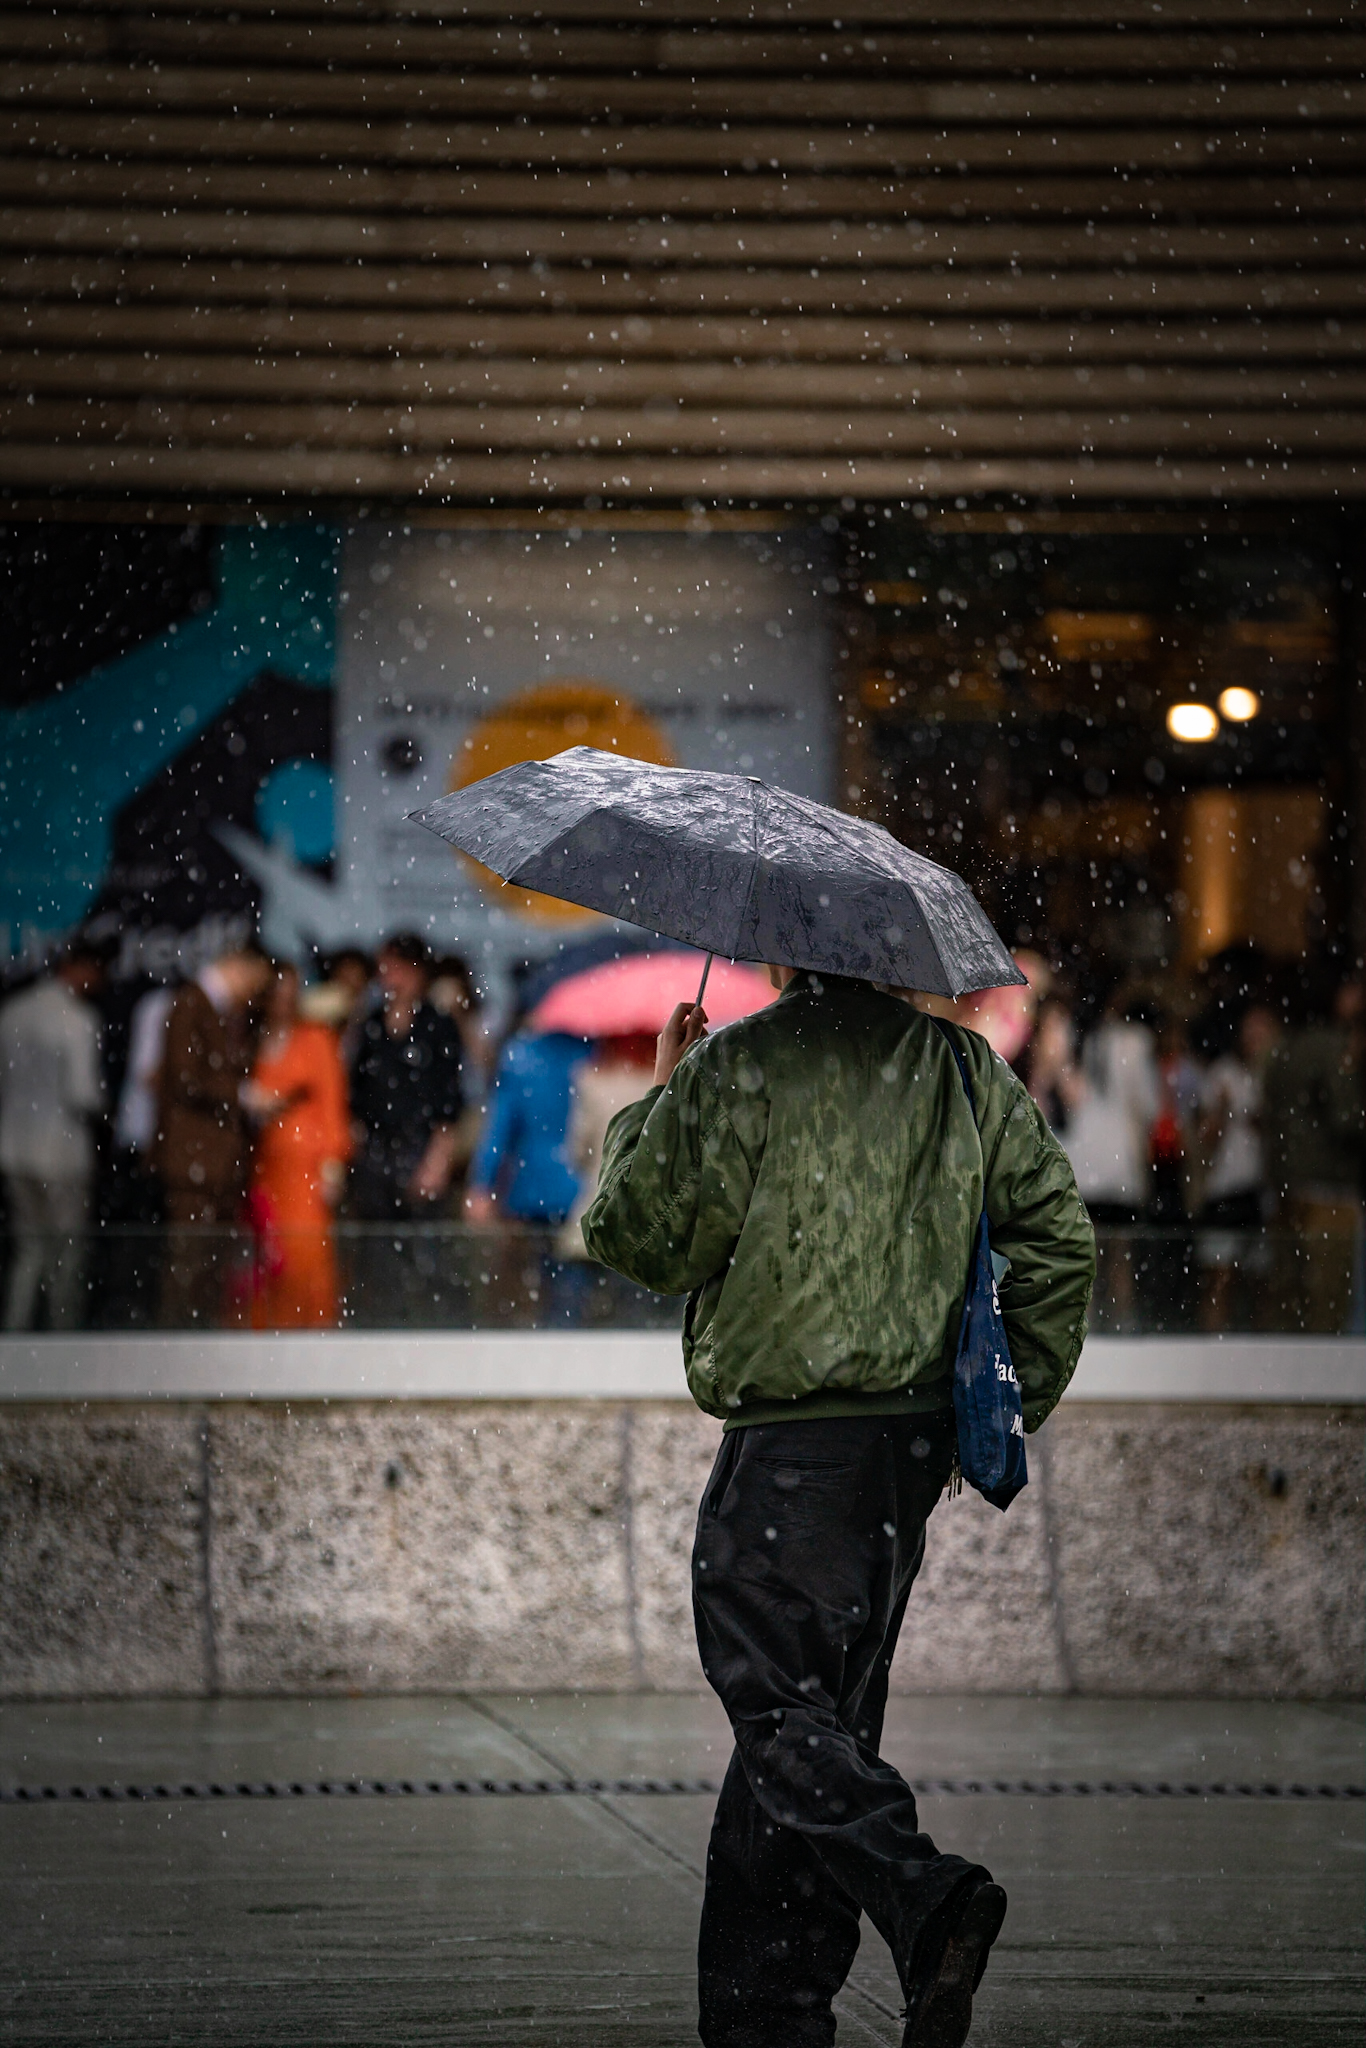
<box><xmin>528</xmin><ymin>951</ymin><xmax>775</xmax><ymax>1038</ymax></box>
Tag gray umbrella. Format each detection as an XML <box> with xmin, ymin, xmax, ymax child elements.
<box><xmin>410</xmin><ymin>747</ymin><xmax>1024</xmax><ymax>998</ymax></box>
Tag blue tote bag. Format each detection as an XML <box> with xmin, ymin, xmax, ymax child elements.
<box><xmin>932</xmin><ymin>1020</ymin><xmax>1028</xmax><ymax>1513</ymax></box>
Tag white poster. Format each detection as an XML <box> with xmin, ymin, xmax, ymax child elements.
<box><xmin>332</xmin><ymin>524</ymin><xmax>837</xmax><ymax>983</ymax></box>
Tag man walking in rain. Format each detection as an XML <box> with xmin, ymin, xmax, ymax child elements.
<box><xmin>583</xmin><ymin>967</ymin><xmax>1095</xmax><ymax>2048</ymax></box>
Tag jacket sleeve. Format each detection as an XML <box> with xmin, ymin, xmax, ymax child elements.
<box><xmin>468</xmin><ymin>1050</ymin><xmax>518</xmax><ymax>1195</ymax></box>
<box><xmin>66</xmin><ymin>1004</ymin><xmax>104</xmax><ymax>1118</ymax></box>
<box><xmin>318</xmin><ymin>1032</ymin><xmax>352</xmax><ymax>1165</ymax></box>
<box><xmin>1316</xmin><ymin>1035</ymin><xmax>1366</xmax><ymax>1153</ymax></box>
<box><xmin>427</xmin><ymin>1013</ymin><xmax>466</xmax><ymax>1127</ymax></box>
<box><xmin>1260</xmin><ymin>1047</ymin><xmax>1290</xmax><ymax>1199</ymax></box>
<box><xmin>968</xmin><ymin>1035</ymin><xmax>1096</xmax><ymax>1432</ymax></box>
<box><xmin>581</xmin><ymin>1053</ymin><xmax>757</xmax><ymax>1295</ymax></box>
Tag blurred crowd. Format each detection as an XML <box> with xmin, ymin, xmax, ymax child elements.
<box><xmin>0</xmin><ymin>932</ymin><xmax>1361</xmax><ymax>1335</ymax></box>
<box><xmin>947</xmin><ymin>945</ymin><xmax>1365</xmax><ymax>1335</ymax></box>
<box><xmin>0</xmin><ymin>927</ymin><xmax>680</xmax><ymax>1333</ymax></box>
<box><xmin>0</xmin><ymin>932</ymin><xmax>483</xmax><ymax>1331</ymax></box>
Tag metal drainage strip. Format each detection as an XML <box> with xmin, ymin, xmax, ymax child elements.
<box><xmin>1</xmin><ymin>1778</ymin><xmax>1361</xmax><ymax>1806</ymax></box>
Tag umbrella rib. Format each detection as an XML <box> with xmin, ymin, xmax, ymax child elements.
<box><xmin>914</xmin><ymin>887</ymin><xmax>957</xmax><ymax>997</ymax></box>
<box><xmin>732</xmin><ymin>779</ymin><xmax>764</xmax><ymax>963</ymax></box>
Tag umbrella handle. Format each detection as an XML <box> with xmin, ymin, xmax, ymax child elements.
<box><xmin>694</xmin><ymin>952</ymin><xmax>713</xmax><ymax>1011</ymax></box>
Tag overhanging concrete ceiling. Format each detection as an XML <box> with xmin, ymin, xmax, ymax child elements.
<box><xmin>1</xmin><ymin>0</ymin><xmax>1362</xmax><ymax>506</ymax></box>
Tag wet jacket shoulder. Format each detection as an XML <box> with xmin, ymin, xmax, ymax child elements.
<box><xmin>582</xmin><ymin>974</ymin><xmax>1094</xmax><ymax>1430</ymax></box>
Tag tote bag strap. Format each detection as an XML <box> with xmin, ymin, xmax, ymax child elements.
<box><xmin>929</xmin><ymin>1014</ymin><xmax>975</xmax><ymax>1119</ymax></box>
<box><xmin>931</xmin><ymin>1016</ymin><xmax>1011</xmax><ymax>1291</ymax></box>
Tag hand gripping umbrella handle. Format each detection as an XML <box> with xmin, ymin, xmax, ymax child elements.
<box><xmin>694</xmin><ymin>952</ymin><xmax>713</xmax><ymax>1011</ymax></box>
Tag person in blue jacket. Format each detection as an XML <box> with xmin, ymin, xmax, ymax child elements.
<box><xmin>463</xmin><ymin>1030</ymin><xmax>585</xmax><ymax>1227</ymax></box>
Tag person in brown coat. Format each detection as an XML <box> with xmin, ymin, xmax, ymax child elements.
<box><xmin>155</xmin><ymin>946</ymin><xmax>270</xmax><ymax>1326</ymax></box>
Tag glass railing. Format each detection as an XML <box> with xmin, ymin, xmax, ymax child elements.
<box><xmin>2</xmin><ymin>1223</ymin><xmax>680</xmax><ymax>1334</ymax></box>
<box><xmin>0</xmin><ymin>1225</ymin><xmax>1359</xmax><ymax>1336</ymax></box>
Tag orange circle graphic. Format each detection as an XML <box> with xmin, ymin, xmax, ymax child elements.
<box><xmin>450</xmin><ymin>680</ymin><xmax>674</xmax><ymax>923</ymax></box>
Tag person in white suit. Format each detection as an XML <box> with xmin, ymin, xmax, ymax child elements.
<box><xmin>0</xmin><ymin>945</ymin><xmax>106</xmax><ymax>1330</ymax></box>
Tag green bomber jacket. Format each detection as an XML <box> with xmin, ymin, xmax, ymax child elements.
<box><xmin>581</xmin><ymin>972</ymin><xmax>1095</xmax><ymax>1431</ymax></box>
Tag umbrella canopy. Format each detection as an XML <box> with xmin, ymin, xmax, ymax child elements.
<box><xmin>411</xmin><ymin>747</ymin><xmax>1024</xmax><ymax>998</ymax></box>
<box><xmin>529</xmin><ymin>950</ymin><xmax>775</xmax><ymax>1038</ymax></box>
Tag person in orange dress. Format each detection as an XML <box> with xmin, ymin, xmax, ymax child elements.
<box><xmin>244</xmin><ymin>962</ymin><xmax>352</xmax><ymax>1329</ymax></box>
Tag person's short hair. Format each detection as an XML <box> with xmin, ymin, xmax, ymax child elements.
<box><xmin>325</xmin><ymin>946</ymin><xmax>374</xmax><ymax>978</ymax></box>
<box><xmin>59</xmin><ymin>938</ymin><xmax>110</xmax><ymax>974</ymax></box>
<box><xmin>430</xmin><ymin>952</ymin><xmax>479</xmax><ymax>1010</ymax></box>
<box><xmin>379</xmin><ymin>930</ymin><xmax>432</xmax><ymax>972</ymax></box>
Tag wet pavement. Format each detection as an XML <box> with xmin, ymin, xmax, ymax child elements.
<box><xmin>1</xmin><ymin>1693</ymin><xmax>1360</xmax><ymax>2045</ymax></box>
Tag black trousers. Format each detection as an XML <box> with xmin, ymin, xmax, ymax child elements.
<box><xmin>692</xmin><ymin>1412</ymin><xmax>981</xmax><ymax>2048</ymax></box>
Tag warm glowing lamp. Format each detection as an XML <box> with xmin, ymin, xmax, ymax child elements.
<box><xmin>1218</xmin><ymin>686</ymin><xmax>1260</xmax><ymax>722</ymax></box>
<box><xmin>1166</xmin><ymin>702</ymin><xmax>1220</xmax><ymax>743</ymax></box>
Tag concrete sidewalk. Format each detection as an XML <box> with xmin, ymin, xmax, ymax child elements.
<box><xmin>1</xmin><ymin>1695</ymin><xmax>1361</xmax><ymax>2045</ymax></box>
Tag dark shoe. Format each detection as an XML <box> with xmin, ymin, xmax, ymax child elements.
<box><xmin>899</xmin><ymin>1875</ymin><xmax>1007</xmax><ymax>2048</ymax></box>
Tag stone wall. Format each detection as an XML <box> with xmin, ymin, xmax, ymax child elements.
<box><xmin>1</xmin><ymin>1401</ymin><xmax>1361</xmax><ymax>1698</ymax></box>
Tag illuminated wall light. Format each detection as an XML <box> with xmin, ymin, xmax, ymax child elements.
<box><xmin>1166</xmin><ymin>702</ymin><xmax>1220</xmax><ymax>743</ymax></box>
<box><xmin>1218</xmin><ymin>686</ymin><xmax>1261</xmax><ymax>722</ymax></box>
